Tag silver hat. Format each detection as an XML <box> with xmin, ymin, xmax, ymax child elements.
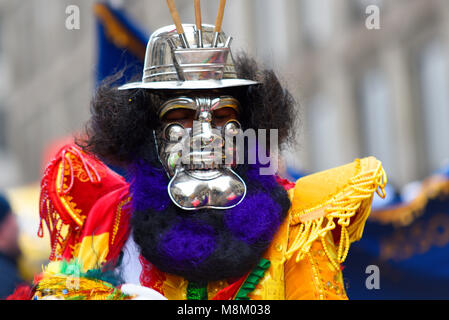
<box><xmin>118</xmin><ymin>24</ymin><xmax>258</xmax><ymax>91</ymax></box>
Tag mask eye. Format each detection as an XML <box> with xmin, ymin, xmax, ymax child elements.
<box><xmin>164</xmin><ymin>123</ymin><xmax>185</xmax><ymax>142</ymax></box>
<box><xmin>212</xmin><ymin>107</ymin><xmax>238</xmax><ymax>126</ymax></box>
<box><xmin>162</xmin><ymin>108</ymin><xmax>196</xmax><ymax>128</ymax></box>
<box><xmin>222</xmin><ymin>120</ymin><xmax>241</xmax><ymax>137</ymax></box>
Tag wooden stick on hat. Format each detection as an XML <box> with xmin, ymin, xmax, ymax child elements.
<box><xmin>212</xmin><ymin>0</ymin><xmax>227</xmax><ymax>47</ymax></box>
<box><xmin>166</xmin><ymin>0</ymin><xmax>190</xmax><ymax>48</ymax></box>
<box><xmin>194</xmin><ymin>0</ymin><xmax>203</xmax><ymax>47</ymax></box>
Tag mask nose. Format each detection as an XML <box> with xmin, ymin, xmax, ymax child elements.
<box><xmin>192</xmin><ymin>110</ymin><xmax>221</xmax><ymax>147</ymax></box>
<box><xmin>188</xmin><ymin>109</ymin><xmax>224</xmax><ymax>168</ymax></box>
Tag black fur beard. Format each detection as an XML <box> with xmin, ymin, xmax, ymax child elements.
<box><xmin>130</xmin><ymin>162</ymin><xmax>291</xmax><ymax>283</ymax></box>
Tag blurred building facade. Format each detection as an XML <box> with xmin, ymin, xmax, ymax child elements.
<box><xmin>0</xmin><ymin>0</ymin><xmax>448</xmax><ymax>189</ymax></box>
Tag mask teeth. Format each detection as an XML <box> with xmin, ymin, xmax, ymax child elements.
<box><xmin>186</xmin><ymin>162</ymin><xmax>221</xmax><ymax>170</ymax></box>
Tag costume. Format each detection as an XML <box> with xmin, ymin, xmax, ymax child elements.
<box><xmin>32</xmin><ymin>146</ymin><xmax>385</xmax><ymax>300</ymax></box>
<box><xmin>12</xmin><ymin>1</ymin><xmax>387</xmax><ymax>300</ymax></box>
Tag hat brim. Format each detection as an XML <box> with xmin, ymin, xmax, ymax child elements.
<box><xmin>118</xmin><ymin>79</ymin><xmax>259</xmax><ymax>91</ymax></box>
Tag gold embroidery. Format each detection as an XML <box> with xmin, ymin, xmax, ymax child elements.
<box><xmin>44</xmin><ymin>198</ymin><xmax>72</xmax><ymax>259</ymax></box>
<box><xmin>370</xmin><ymin>177</ymin><xmax>449</xmax><ymax>227</ymax></box>
<box><xmin>307</xmin><ymin>252</ymin><xmax>325</xmax><ymax>300</ymax></box>
<box><xmin>111</xmin><ymin>197</ymin><xmax>132</xmax><ymax>246</ymax></box>
<box><xmin>56</xmin><ymin>156</ymin><xmax>84</xmax><ymax>227</ymax></box>
<box><xmin>70</xmin><ymin>242</ymin><xmax>81</xmax><ymax>258</ymax></box>
<box><xmin>70</xmin><ymin>153</ymin><xmax>101</xmax><ymax>183</ymax></box>
<box><xmin>308</xmin><ymin>238</ymin><xmax>348</xmax><ymax>299</ymax></box>
<box><xmin>379</xmin><ymin>213</ymin><xmax>449</xmax><ymax>261</ymax></box>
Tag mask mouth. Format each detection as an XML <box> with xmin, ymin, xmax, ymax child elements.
<box><xmin>167</xmin><ymin>167</ymin><xmax>247</xmax><ymax>210</ymax></box>
<box><xmin>181</xmin><ymin>146</ymin><xmax>227</xmax><ymax>171</ymax></box>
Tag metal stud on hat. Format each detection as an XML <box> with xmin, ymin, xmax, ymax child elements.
<box><xmin>118</xmin><ymin>0</ymin><xmax>258</xmax><ymax>91</ymax></box>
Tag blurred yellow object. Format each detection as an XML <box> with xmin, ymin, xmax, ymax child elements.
<box><xmin>6</xmin><ymin>184</ymin><xmax>50</xmax><ymax>282</ymax></box>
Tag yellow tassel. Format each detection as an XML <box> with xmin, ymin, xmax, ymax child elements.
<box><xmin>286</xmin><ymin>160</ymin><xmax>387</xmax><ymax>266</ymax></box>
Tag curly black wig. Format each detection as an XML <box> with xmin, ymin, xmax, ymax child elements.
<box><xmin>79</xmin><ymin>53</ymin><xmax>298</xmax><ymax>167</ymax></box>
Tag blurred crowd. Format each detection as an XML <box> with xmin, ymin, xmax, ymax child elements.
<box><xmin>0</xmin><ymin>194</ymin><xmax>23</xmax><ymax>299</ymax></box>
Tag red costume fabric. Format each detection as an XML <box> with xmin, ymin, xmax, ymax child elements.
<box><xmin>38</xmin><ymin>144</ymin><xmax>132</xmax><ymax>265</ymax></box>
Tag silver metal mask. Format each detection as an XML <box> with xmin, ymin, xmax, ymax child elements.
<box><xmin>118</xmin><ymin>20</ymin><xmax>258</xmax><ymax>210</ymax></box>
<box><xmin>156</xmin><ymin>96</ymin><xmax>246</xmax><ymax>210</ymax></box>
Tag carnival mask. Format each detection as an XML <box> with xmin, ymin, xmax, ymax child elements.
<box><xmin>118</xmin><ymin>2</ymin><xmax>259</xmax><ymax>211</ymax></box>
<box><xmin>155</xmin><ymin>95</ymin><xmax>247</xmax><ymax>210</ymax></box>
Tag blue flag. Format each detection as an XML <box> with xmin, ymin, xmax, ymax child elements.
<box><xmin>93</xmin><ymin>2</ymin><xmax>149</xmax><ymax>176</ymax></box>
<box><xmin>94</xmin><ymin>2</ymin><xmax>149</xmax><ymax>86</ymax></box>
<box><xmin>343</xmin><ymin>165</ymin><xmax>449</xmax><ymax>299</ymax></box>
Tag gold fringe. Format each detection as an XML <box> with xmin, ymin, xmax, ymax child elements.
<box><xmin>286</xmin><ymin>159</ymin><xmax>387</xmax><ymax>269</ymax></box>
<box><xmin>36</xmin><ymin>271</ymin><xmax>130</xmax><ymax>300</ymax></box>
<box><xmin>370</xmin><ymin>176</ymin><xmax>449</xmax><ymax>227</ymax></box>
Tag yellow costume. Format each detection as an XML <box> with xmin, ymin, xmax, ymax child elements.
<box><xmin>35</xmin><ymin>146</ymin><xmax>385</xmax><ymax>300</ymax></box>
<box><xmin>150</xmin><ymin>157</ymin><xmax>386</xmax><ymax>300</ymax></box>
